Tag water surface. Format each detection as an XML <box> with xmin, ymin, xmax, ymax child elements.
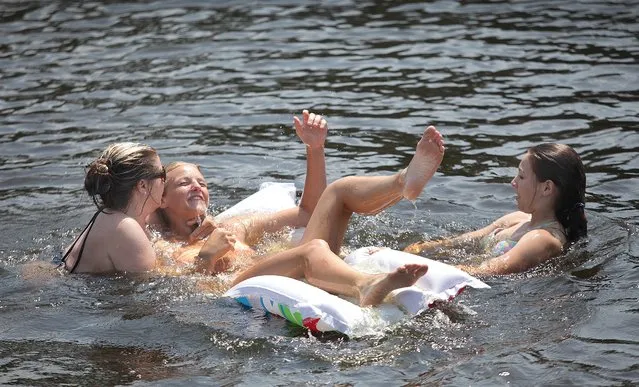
<box><xmin>1</xmin><ymin>1</ymin><xmax>638</xmax><ymax>385</ymax></box>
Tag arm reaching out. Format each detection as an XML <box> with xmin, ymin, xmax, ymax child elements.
<box><xmin>458</xmin><ymin>228</ymin><xmax>564</xmax><ymax>275</ymax></box>
<box><xmin>404</xmin><ymin>212</ymin><xmax>527</xmax><ymax>255</ymax></box>
<box><xmin>404</xmin><ymin>223</ymin><xmax>499</xmax><ymax>255</ymax></box>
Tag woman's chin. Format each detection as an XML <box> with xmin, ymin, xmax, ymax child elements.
<box><xmin>181</xmin><ymin>207</ymin><xmax>203</xmax><ymax>220</ymax></box>
<box><xmin>185</xmin><ymin>200</ymin><xmax>208</xmax><ymax>214</ymax></box>
<box><xmin>195</xmin><ymin>203</ymin><xmax>209</xmax><ymax>215</ymax></box>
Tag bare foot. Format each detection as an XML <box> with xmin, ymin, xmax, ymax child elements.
<box><xmin>401</xmin><ymin>126</ymin><xmax>445</xmax><ymax>200</ymax></box>
<box><xmin>293</xmin><ymin>109</ymin><xmax>328</xmax><ymax>149</ymax></box>
<box><xmin>358</xmin><ymin>263</ymin><xmax>429</xmax><ymax>306</ymax></box>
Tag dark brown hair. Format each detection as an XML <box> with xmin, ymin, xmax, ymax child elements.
<box><xmin>527</xmin><ymin>143</ymin><xmax>587</xmax><ymax>244</ymax></box>
<box><xmin>84</xmin><ymin>142</ymin><xmax>160</xmax><ymax>210</ymax></box>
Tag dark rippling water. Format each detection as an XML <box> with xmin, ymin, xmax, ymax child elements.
<box><xmin>1</xmin><ymin>0</ymin><xmax>638</xmax><ymax>385</ymax></box>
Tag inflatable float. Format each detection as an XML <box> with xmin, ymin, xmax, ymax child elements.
<box><xmin>218</xmin><ymin>182</ymin><xmax>490</xmax><ymax>336</ymax></box>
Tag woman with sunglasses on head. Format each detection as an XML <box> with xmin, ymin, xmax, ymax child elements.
<box><xmin>61</xmin><ymin>142</ymin><xmax>172</xmax><ymax>274</ymax></box>
<box><xmin>404</xmin><ymin>143</ymin><xmax>587</xmax><ymax>275</ymax></box>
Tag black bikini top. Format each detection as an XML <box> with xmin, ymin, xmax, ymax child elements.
<box><xmin>60</xmin><ymin>209</ymin><xmax>103</xmax><ymax>273</ymax></box>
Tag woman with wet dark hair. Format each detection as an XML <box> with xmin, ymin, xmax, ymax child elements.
<box><xmin>405</xmin><ymin>143</ymin><xmax>587</xmax><ymax>275</ymax></box>
<box><xmin>527</xmin><ymin>143</ymin><xmax>587</xmax><ymax>243</ymax></box>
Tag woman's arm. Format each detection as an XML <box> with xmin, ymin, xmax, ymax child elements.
<box><xmin>294</xmin><ymin>109</ymin><xmax>328</xmax><ymax>225</ymax></box>
<box><xmin>191</xmin><ymin>110</ymin><xmax>329</xmax><ymax>247</ymax></box>
<box><xmin>194</xmin><ymin>228</ymin><xmax>238</xmax><ymax>274</ymax></box>
<box><xmin>404</xmin><ymin>224</ymin><xmax>498</xmax><ymax>254</ymax></box>
<box><xmin>458</xmin><ymin>228</ymin><xmax>564</xmax><ymax>275</ymax></box>
<box><xmin>168</xmin><ymin>228</ymin><xmax>239</xmax><ymax>275</ymax></box>
<box><xmin>230</xmin><ymin>109</ymin><xmax>329</xmax><ymax>241</ymax></box>
<box><xmin>403</xmin><ymin>211</ymin><xmax>527</xmax><ymax>255</ymax></box>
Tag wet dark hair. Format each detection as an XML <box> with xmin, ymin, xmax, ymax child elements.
<box><xmin>527</xmin><ymin>143</ymin><xmax>587</xmax><ymax>244</ymax></box>
<box><xmin>84</xmin><ymin>142</ymin><xmax>160</xmax><ymax>210</ymax></box>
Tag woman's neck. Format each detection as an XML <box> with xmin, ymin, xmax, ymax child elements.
<box><xmin>123</xmin><ymin>195</ymin><xmax>157</xmax><ymax>230</ymax></box>
<box><xmin>529</xmin><ymin>207</ymin><xmax>558</xmax><ymax>227</ymax></box>
<box><xmin>123</xmin><ymin>206</ymin><xmax>151</xmax><ymax>229</ymax></box>
<box><xmin>163</xmin><ymin>209</ymin><xmax>202</xmax><ymax>240</ymax></box>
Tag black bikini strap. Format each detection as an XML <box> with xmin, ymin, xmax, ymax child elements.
<box><xmin>61</xmin><ymin>209</ymin><xmax>103</xmax><ymax>273</ymax></box>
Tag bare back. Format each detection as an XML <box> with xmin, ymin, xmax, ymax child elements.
<box><xmin>63</xmin><ymin>211</ymin><xmax>156</xmax><ymax>274</ymax></box>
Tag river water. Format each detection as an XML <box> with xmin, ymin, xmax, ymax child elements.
<box><xmin>1</xmin><ymin>0</ymin><xmax>638</xmax><ymax>385</ymax></box>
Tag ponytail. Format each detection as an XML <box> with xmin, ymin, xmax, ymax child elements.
<box><xmin>557</xmin><ymin>202</ymin><xmax>587</xmax><ymax>243</ymax></box>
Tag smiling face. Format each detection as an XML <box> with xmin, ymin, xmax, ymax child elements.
<box><xmin>161</xmin><ymin>162</ymin><xmax>209</xmax><ymax>220</ymax></box>
<box><xmin>511</xmin><ymin>153</ymin><xmax>542</xmax><ymax>213</ymax></box>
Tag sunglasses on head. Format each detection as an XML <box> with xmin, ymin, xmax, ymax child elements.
<box><xmin>149</xmin><ymin>165</ymin><xmax>166</xmax><ymax>181</ymax></box>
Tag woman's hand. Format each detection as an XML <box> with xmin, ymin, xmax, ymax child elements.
<box><xmin>403</xmin><ymin>240</ymin><xmax>437</xmax><ymax>255</ymax></box>
<box><xmin>188</xmin><ymin>215</ymin><xmax>217</xmax><ymax>243</ymax></box>
<box><xmin>294</xmin><ymin>109</ymin><xmax>328</xmax><ymax>149</ymax></box>
<box><xmin>196</xmin><ymin>228</ymin><xmax>237</xmax><ymax>274</ymax></box>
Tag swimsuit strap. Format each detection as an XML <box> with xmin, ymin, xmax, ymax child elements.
<box><xmin>60</xmin><ymin>209</ymin><xmax>103</xmax><ymax>273</ymax></box>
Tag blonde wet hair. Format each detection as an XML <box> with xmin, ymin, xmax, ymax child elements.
<box><xmin>164</xmin><ymin>161</ymin><xmax>202</xmax><ymax>174</ymax></box>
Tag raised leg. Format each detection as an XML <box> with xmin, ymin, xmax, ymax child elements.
<box><xmin>300</xmin><ymin>126</ymin><xmax>445</xmax><ymax>253</ymax></box>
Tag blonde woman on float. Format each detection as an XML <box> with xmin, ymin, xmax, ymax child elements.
<box><xmin>153</xmin><ymin>113</ymin><xmax>446</xmax><ymax>306</ymax></box>
<box><xmin>149</xmin><ymin>110</ymin><xmax>329</xmax><ymax>272</ymax></box>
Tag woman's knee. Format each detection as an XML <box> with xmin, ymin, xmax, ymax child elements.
<box><xmin>304</xmin><ymin>239</ymin><xmax>331</xmax><ymax>255</ymax></box>
<box><xmin>330</xmin><ymin>176</ymin><xmax>357</xmax><ymax>191</ymax></box>
<box><xmin>300</xmin><ymin>239</ymin><xmax>333</xmax><ymax>274</ymax></box>
<box><xmin>299</xmin><ymin>239</ymin><xmax>332</xmax><ymax>264</ymax></box>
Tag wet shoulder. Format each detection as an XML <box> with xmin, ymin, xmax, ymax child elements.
<box><xmin>493</xmin><ymin>211</ymin><xmax>530</xmax><ymax>228</ymax></box>
<box><xmin>532</xmin><ymin>224</ymin><xmax>567</xmax><ymax>247</ymax></box>
<box><xmin>517</xmin><ymin>227</ymin><xmax>565</xmax><ymax>259</ymax></box>
<box><xmin>66</xmin><ymin>211</ymin><xmax>127</xmax><ymax>273</ymax></box>
<box><xmin>111</xmin><ymin>213</ymin><xmax>145</xmax><ymax>234</ymax></box>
